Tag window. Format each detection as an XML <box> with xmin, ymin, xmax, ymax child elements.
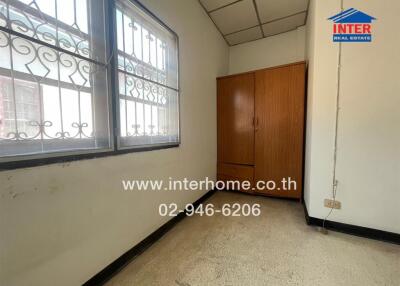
<box><xmin>115</xmin><ymin>0</ymin><xmax>179</xmax><ymax>148</ymax></box>
<box><xmin>0</xmin><ymin>0</ymin><xmax>111</xmax><ymax>161</ymax></box>
<box><xmin>0</xmin><ymin>0</ymin><xmax>179</xmax><ymax>166</ymax></box>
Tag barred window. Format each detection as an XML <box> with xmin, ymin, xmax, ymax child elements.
<box><xmin>115</xmin><ymin>0</ymin><xmax>179</xmax><ymax>148</ymax></box>
<box><xmin>0</xmin><ymin>0</ymin><xmax>180</xmax><ymax>165</ymax></box>
<box><xmin>0</xmin><ymin>0</ymin><xmax>111</xmax><ymax>161</ymax></box>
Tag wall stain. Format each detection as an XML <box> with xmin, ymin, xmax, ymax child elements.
<box><xmin>9</xmin><ymin>190</ymin><xmax>18</xmax><ymax>199</ymax></box>
<box><xmin>49</xmin><ymin>185</ymin><xmax>59</xmax><ymax>194</ymax></box>
<box><xmin>61</xmin><ymin>162</ymin><xmax>71</xmax><ymax>168</ymax></box>
<box><xmin>175</xmin><ymin>280</ymin><xmax>191</xmax><ymax>286</ymax></box>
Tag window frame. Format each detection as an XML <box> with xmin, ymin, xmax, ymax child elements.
<box><xmin>0</xmin><ymin>0</ymin><xmax>180</xmax><ymax>170</ymax></box>
<box><xmin>112</xmin><ymin>0</ymin><xmax>181</xmax><ymax>151</ymax></box>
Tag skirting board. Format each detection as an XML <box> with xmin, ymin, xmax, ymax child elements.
<box><xmin>83</xmin><ymin>189</ymin><xmax>216</xmax><ymax>286</ymax></box>
<box><xmin>303</xmin><ymin>204</ymin><xmax>400</xmax><ymax>245</ymax></box>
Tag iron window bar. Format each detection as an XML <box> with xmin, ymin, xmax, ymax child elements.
<box><xmin>115</xmin><ymin>1</ymin><xmax>179</xmax><ymax>143</ymax></box>
<box><xmin>0</xmin><ymin>0</ymin><xmax>110</xmax><ymax>157</ymax></box>
<box><xmin>0</xmin><ymin>0</ymin><xmax>180</xmax><ymax>168</ymax></box>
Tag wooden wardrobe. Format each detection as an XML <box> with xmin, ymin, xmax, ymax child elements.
<box><xmin>217</xmin><ymin>62</ymin><xmax>306</xmax><ymax>200</ymax></box>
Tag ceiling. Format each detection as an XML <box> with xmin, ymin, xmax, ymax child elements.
<box><xmin>199</xmin><ymin>0</ymin><xmax>309</xmax><ymax>46</ymax></box>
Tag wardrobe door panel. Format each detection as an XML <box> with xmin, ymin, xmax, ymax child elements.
<box><xmin>217</xmin><ymin>73</ymin><xmax>255</xmax><ymax>165</ymax></box>
<box><xmin>217</xmin><ymin>163</ymin><xmax>254</xmax><ymax>194</ymax></box>
<box><xmin>254</xmin><ymin>63</ymin><xmax>305</xmax><ymax>199</ymax></box>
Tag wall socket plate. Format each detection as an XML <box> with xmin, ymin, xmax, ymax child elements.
<box><xmin>324</xmin><ymin>199</ymin><xmax>341</xmax><ymax>209</ymax></box>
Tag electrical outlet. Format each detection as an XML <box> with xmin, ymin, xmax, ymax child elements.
<box><xmin>324</xmin><ymin>199</ymin><xmax>341</xmax><ymax>209</ymax></box>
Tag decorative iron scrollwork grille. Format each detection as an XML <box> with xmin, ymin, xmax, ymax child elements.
<box><xmin>0</xmin><ymin>0</ymin><xmax>111</xmax><ymax>159</ymax></box>
<box><xmin>115</xmin><ymin>0</ymin><xmax>179</xmax><ymax>148</ymax></box>
<box><xmin>0</xmin><ymin>0</ymin><xmax>180</xmax><ymax>163</ymax></box>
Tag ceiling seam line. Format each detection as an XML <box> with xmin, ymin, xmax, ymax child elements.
<box><xmin>229</xmin><ymin>25</ymin><xmax>306</xmax><ymax>46</ymax></box>
<box><xmin>207</xmin><ymin>0</ymin><xmax>245</xmax><ymax>14</ymax></box>
<box><xmin>223</xmin><ymin>9</ymin><xmax>308</xmax><ymax>37</ymax></box>
<box><xmin>304</xmin><ymin>0</ymin><xmax>311</xmax><ymax>26</ymax></box>
<box><xmin>263</xmin><ymin>26</ymin><xmax>301</xmax><ymax>39</ymax></box>
<box><xmin>252</xmin><ymin>0</ymin><xmax>265</xmax><ymax>37</ymax></box>
<box><xmin>262</xmin><ymin>10</ymin><xmax>307</xmax><ymax>25</ymax></box>
<box><xmin>224</xmin><ymin>24</ymin><xmax>260</xmax><ymax>36</ymax></box>
<box><xmin>198</xmin><ymin>0</ymin><xmax>230</xmax><ymax>46</ymax></box>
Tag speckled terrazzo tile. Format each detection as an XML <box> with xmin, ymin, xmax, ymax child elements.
<box><xmin>106</xmin><ymin>191</ymin><xmax>400</xmax><ymax>286</ymax></box>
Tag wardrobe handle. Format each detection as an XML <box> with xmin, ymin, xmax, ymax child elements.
<box><xmin>254</xmin><ymin>117</ymin><xmax>259</xmax><ymax>131</ymax></box>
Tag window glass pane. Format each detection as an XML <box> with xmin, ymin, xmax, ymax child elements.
<box><xmin>116</xmin><ymin>0</ymin><xmax>179</xmax><ymax>148</ymax></box>
<box><xmin>0</xmin><ymin>0</ymin><xmax>111</xmax><ymax>160</ymax></box>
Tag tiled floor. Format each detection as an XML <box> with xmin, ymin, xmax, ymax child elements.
<box><xmin>106</xmin><ymin>191</ymin><xmax>400</xmax><ymax>286</ymax></box>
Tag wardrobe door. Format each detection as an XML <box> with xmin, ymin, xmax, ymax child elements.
<box><xmin>217</xmin><ymin>73</ymin><xmax>255</xmax><ymax>165</ymax></box>
<box><xmin>254</xmin><ymin>63</ymin><xmax>305</xmax><ymax>199</ymax></box>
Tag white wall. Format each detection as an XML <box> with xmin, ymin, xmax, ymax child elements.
<box><xmin>304</xmin><ymin>0</ymin><xmax>341</xmax><ymax>221</ymax></box>
<box><xmin>305</xmin><ymin>0</ymin><xmax>400</xmax><ymax>233</ymax></box>
<box><xmin>228</xmin><ymin>26</ymin><xmax>306</xmax><ymax>74</ymax></box>
<box><xmin>0</xmin><ymin>1</ymin><xmax>229</xmax><ymax>285</ymax></box>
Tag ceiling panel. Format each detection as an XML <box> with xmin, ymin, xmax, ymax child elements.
<box><xmin>262</xmin><ymin>12</ymin><xmax>306</xmax><ymax>37</ymax></box>
<box><xmin>210</xmin><ymin>0</ymin><xmax>259</xmax><ymax>35</ymax></box>
<box><xmin>226</xmin><ymin>26</ymin><xmax>263</xmax><ymax>45</ymax></box>
<box><xmin>198</xmin><ymin>0</ymin><xmax>309</xmax><ymax>46</ymax></box>
<box><xmin>199</xmin><ymin>0</ymin><xmax>238</xmax><ymax>12</ymax></box>
<box><xmin>255</xmin><ymin>0</ymin><xmax>308</xmax><ymax>23</ymax></box>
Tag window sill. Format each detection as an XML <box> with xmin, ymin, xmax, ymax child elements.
<box><xmin>0</xmin><ymin>143</ymin><xmax>180</xmax><ymax>171</ymax></box>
